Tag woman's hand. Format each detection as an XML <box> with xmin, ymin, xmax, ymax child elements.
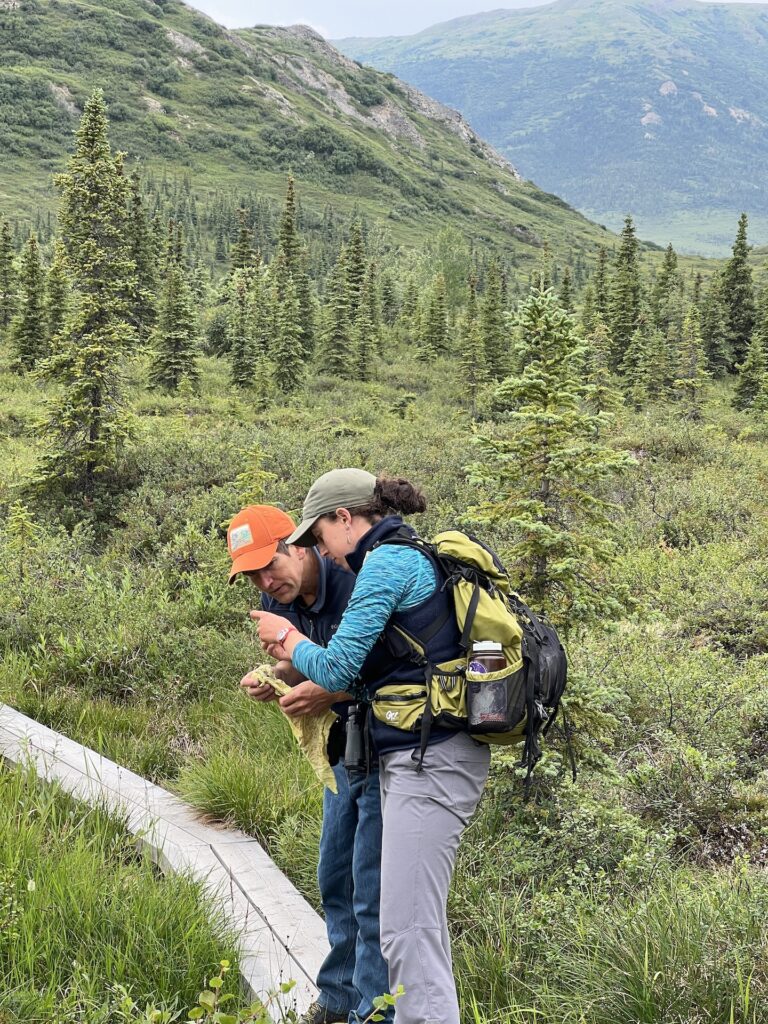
<box><xmin>249</xmin><ymin>610</ymin><xmax>291</xmax><ymax>647</ymax></box>
<box><xmin>250</xmin><ymin>610</ymin><xmax>307</xmax><ymax>659</ymax></box>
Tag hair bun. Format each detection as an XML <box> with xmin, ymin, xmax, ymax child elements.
<box><xmin>374</xmin><ymin>476</ymin><xmax>427</xmax><ymax>515</ymax></box>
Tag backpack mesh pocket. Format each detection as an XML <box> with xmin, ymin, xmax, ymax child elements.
<box><xmin>466</xmin><ymin>663</ymin><xmax>527</xmax><ymax>735</ymax></box>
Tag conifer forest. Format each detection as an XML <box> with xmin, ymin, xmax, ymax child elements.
<box><xmin>2</xmin><ymin>4</ymin><xmax>768</xmax><ymax>1021</ymax></box>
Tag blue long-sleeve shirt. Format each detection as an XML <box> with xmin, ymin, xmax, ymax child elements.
<box><xmin>292</xmin><ymin>545</ymin><xmax>437</xmax><ymax>692</ymax></box>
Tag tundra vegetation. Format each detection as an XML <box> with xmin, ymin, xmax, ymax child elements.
<box><xmin>1</xmin><ymin>92</ymin><xmax>768</xmax><ymax>1022</ymax></box>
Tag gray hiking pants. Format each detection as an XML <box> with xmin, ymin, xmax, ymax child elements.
<box><xmin>378</xmin><ymin>733</ymin><xmax>491</xmax><ymax>1024</ymax></box>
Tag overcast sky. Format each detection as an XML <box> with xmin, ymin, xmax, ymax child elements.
<box><xmin>188</xmin><ymin>0</ymin><xmax>767</xmax><ymax>38</ymax></box>
<box><xmin>188</xmin><ymin>0</ymin><xmax>552</xmax><ymax>38</ymax></box>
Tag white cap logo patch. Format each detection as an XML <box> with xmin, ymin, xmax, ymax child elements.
<box><xmin>230</xmin><ymin>524</ymin><xmax>254</xmax><ymax>552</ymax></box>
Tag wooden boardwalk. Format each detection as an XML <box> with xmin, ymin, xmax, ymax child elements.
<box><xmin>0</xmin><ymin>704</ymin><xmax>330</xmax><ymax>1018</ymax></box>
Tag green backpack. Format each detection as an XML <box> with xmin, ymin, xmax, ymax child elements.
<box><xmin>370</xmin><ymin>529</ymin><xmax>570</xmax><ymax>783</ymax></box>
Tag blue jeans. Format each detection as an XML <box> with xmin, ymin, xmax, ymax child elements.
<box><xmin>316</xmin><ymin>760</ymin><xmax>393</xmax><ymax>1024</ymax></box>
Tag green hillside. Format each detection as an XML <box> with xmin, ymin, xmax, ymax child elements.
<box><xmin>2</xmin><ymin>22</ymin><xmax>768</xmax><ymax>1018</ymax></box>
<box><xmin>0</xmin><ymin>0</ymin><xmax>613</xmax><ymax>261</ymax></box>
<box><xmin>339</xmin><ymin>0</ymin><xmax>768</xmax><ymax>256</ymax></box>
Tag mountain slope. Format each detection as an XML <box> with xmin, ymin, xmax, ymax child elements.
<box><xmin>0</xmin><ymin>0</ymin><xmax>612</xmax><ymax>259</ymax></box>
<box><xmin>339</xmin><ymin>0</ymin><xmax>768</xmax><ymax>255</ymax></box>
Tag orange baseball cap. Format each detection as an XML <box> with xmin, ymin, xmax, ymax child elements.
<box><xmin>226</xmin><ymin>505</ymin><xmax>296</xmax><ymax>583</ymax></box>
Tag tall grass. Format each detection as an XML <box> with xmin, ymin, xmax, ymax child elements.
<box><xmin>3</xmin><ymin>361</ymin><xmax>768</xmax><ymax>1021</ymax></box>
<box><xmin>454</xmin><ymin>867</ymin><xmax>768</xmax><ymax>1023</ymax></box>
<box><xmin>0</xmin><ymin>762</ymin><xmax>241</xmax><ymax>1019</ymax></box>
<box><xmin>175</xmin><ymin>689</ymin><xmax>325</xmax><ymax>905</ymax></box>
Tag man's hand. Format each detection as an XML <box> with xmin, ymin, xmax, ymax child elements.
<box><xmin>280</xmin><ymin>682</ymin><xmax>349</xmax><ymax>718</ymax></box>
<box><xmin>240</xmin><ymin>671</ymin><xmax>279</xmax><ymax>702</ymax></box>
<box><xmin>272</xmin><ymin>659</ymin><xmax>307</xmax><ymax>687</ymax></box>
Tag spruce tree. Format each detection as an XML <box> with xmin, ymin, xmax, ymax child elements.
<box><xmin>272</xmin><ymin>179</ymin><xmax>313</xmax><ymax>356</ymax></box>
<box><xmin>466</xmin><ymin>271</ymin><xmax>479</xmax><ymax>323</ymax></box>
<box><xmin>37</xmin><ymin>90</ymin><xmax>135</xmax><ymax>496</ymax></box>
<box><xmin>170</xmin><ymin>219</ymin><xmax>184</xmax><ymax>268</ymax></box>
<box><xmin>733</xmin><ymin>332</ymin><xmax>766</xmax><ymax>410</ymax></box>
<box><xmin>230</xmin><ymin>208</ymin><xmax>256</xmax><ymax>272</ymax></box>
<box><xmin>722</xmin><ymin>213</ymin><xmax>756</xmax><ymax>367</ymax></box>
<box><xmin>272</xmin><ymin>277</ymin><xmax>305</xmax><ymax>394</ymax></box>
<box><xmin>10</xmin><ymin>233</ymin><xmax>47</xmax><ymax>371</ymax></box>
<box><xmin>674</xmin><ymin>307</ymin><xmax>710</xmax><ymax>419</ymax></box>
<box><xmin>214</xmin><ymin>225</ymin><xmax>227</xmax><ymax>264</ymax></box>
<box><xmin>531</xmin><ymin>243</ymin><xmax>553</xmax><ymax>292</ymax></box>
<box><xmin>585</xmin><ymin>316</ymin><xmax>622</xmax><ymax>419</ymax></box>
<box><xmin>276</xmin><ymin>175</ymin><xmax>301</xmax><ymax>281</ymax></box>
<box><xmin>481</xmin><ymin>259</ymin><xmax>506</xmax><ymax>379</ymax></box>
<box><xmin>126</xmin><ymin>171</ymin><xmax>157</xmax><ymax>344</ymax></box>
<box><xmin>228</xmin><ymin>269</ymin><xmax>257</xmax><ymax>389</ymax></box>
<box><xmin>752</xmin><ymin>282</ymin><xmax>768</xmax><ymax>358</ymax></box>
<box><xmin>46</xmin><ymin>240</ymin><xmax>70</xmax><ymax>350</ymax></box>
<box><xmin>353</xmin><ymin>297</ymin><xmax>376</xmax><ymax>383</ymax></box>
<box><xmin>700</xmin><ymin>273</ymin><xmax>731</xmax><ymax>377</ymax></box>
<box><xmin>149</xmin><ymin>227</ymin><xmax>199</xmax><ymax>393</ymax></box>
<box><xmin>608</xmin><ymin>215</ymin><xmax>642</xmax><ymax>369</ymax></box>
<box><xmin>559</xmin><ymin>265</ymin><xmax>574</xmax><ymax>312</ymax></box>
<box><xmin>662</xmin><ymin>291</ymin><xmax>686</xmax><ymax>390</ymax></box>
<box><xmin>621</xmin><ymin>318</ymin><xmax>653</xmax><ymax>411</ymax></box>
<box><xmin>346</xmin><ymin>220</ymin><xmax>366</xmax><ymax>317</ymax></box>
<box><xmin>593</xmin><ymin>246</ymin><xmax>610</xmax><ymax>320</ymax></box>
<box><xmin>646</xmin><ymin>326</ymin><xmax>673</xmax><ymax>402</ymax></box>
<box><xmin>251</xmin><ymin>269</ymin><xmax>273</xmax><ymax>356</ymax></box>
<box><xmin>294</xmin><ymin>248</ymin><xmax>315</xmax><ymax>358</ymax></box>
<box><xmin>692</xmin><ymin>272</ymin><xmax>703</xmax><ymax>308</ymax></box>
<box><xmin>190</xmin><ymin>261</ymin><xmax>212</xmax><ymax>313</ymax></box>
<box><xmin>320</xmin><ymin>249</ymin><xmax>354</xmax><ymax>378</ymax></box>
<box><xmin>0</xmin><ymin>217</ymin><xmax>16</xmax><ymax>333</ymax></box>
<box><xmin>420</xmin><ymin>273</ymin><xmax>448</xmax><ymax>359</ymax></box>
<box><xmin>469</xmin><ymin>289</ymin><xmax>633</xmax><ymax>626</ymax></box>
<box><xmin>359</xmin><ymin>261</ymin><xmax>381</xmax><ymax>357</ymax></box>
<box><xmin>580</xmin><ymin>283</ymin><xmax>597</xmax><ymax>334</ymax></box>
<box><xmin>752</xmin><ymin>372</ymin><xmax>768</xmax><ymax>414</ymax></box>
<box><xmin>651</xmin><ymin>243</ymin><xmax>682</xmax><ymax>330</ymax></box>
<box><xmin>251</xmin><ymin>346</ymin><xmax>275</xmax><ymax>407</ymax></box>
<box><xmin>364</xmin><ymin>262</ymin><xmax>381</xmax><ymax>334</ymax></box>
<box><xmin>400</xmin><ymin>278</ymin><xmax>419</xmax><ymax>337</ymax></box>
<box><xmin>380</xmin><ymin>272</ymin><xmax>399</xmax><ymax>326</ymax></box>
<box><xmin>455</xmin><ymin>310</ymin><xmax>487</xmax><ymax>414</ymax></box>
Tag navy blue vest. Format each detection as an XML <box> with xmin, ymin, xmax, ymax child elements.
<box><xmin>347</xmin><ymin>517</ymin><xmax>463</xmax><ymax>753</ymax></box>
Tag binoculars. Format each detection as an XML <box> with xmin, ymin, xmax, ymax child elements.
<box><xmin>344</xmin><ymin>703</ymin><xmax>368</xmax><ymax>776</ymax></box>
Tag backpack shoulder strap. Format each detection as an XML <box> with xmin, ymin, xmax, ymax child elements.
<box><xmin>372</xmin><ymin>529</ymin><xmax>452</xmax><ymax>656</ymax></box>
<box><xmin>371</xmin><ymin>527</ymin><xmax>435</xmax><ymax>558</ymax></box>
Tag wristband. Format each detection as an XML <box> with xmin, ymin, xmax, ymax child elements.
<box><xmin>276</xmin><ymin>625</ymin><xmax>298</xmax><ymax>645</ymax></box>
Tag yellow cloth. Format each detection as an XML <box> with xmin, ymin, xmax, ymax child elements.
<box><xmin>246</xmin><ymin>665</ymin><xmax>338</xmax><ymax>793</ymax></box>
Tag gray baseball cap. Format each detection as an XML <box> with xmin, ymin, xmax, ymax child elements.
<box><xmin>287</xmin><ymin>468</ymin><xmax>377</xmax><ymax>546</ymax></box>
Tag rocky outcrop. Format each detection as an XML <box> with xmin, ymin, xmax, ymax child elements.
<box><xmin>400</xmin><ymin>82</ymin><xmax>521</xmax><ymax>179</ymax></box>
<box><xmin>48</xmin><ymin>82</ymin><xmax>78</xmax><ymax>116</ymax></box>
<box><xmin>166</xmin><ymin>29</ymin><xmax>207</xmax><ymax>58</ymax></box>
<box><xmin>264</xmin><ymin>25</ymin><xmax>520</xmax><ymax>177</ymax></box>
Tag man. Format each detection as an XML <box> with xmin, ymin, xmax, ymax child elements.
<box><xmin>227</xmin><ymin>504</ymin><xmax>390</xmax><ymax>1024</ymax></box>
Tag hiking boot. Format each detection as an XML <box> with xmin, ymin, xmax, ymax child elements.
<box><xmin>297</xmin><ymin>1002</ymin><xmax>348</xmax><ymax>1024</ymax></box>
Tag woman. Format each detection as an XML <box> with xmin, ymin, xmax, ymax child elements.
<box><xmin>252</xmin><ymin>468</ymin><xmax>490</xmax><ymax>1024</ymax></box>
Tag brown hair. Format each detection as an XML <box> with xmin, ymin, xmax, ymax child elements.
<box><xmin>322</xmin><ymin>475</ymin><xmax>427</xmax><ymax>525</ymax></box>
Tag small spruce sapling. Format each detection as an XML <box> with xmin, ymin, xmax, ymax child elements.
<box><xmin>469</xmin><ymin>288</ymin><xmax>634</xmax><ymax>630</ymax></box>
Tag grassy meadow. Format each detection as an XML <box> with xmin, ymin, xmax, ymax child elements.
<box><xmin>0</xmin><ymin>761</ymin><xmax>243</xmax><ymax>1020</ymax></box>
<box><xmin>2</xmin><ymin>328</ymin><xmax>768</xmax><ymax>1020</ymax></box>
